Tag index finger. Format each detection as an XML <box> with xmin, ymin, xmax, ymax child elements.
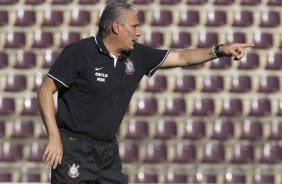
<box><xmin>239</xmin><ymin>43</ymin><xmax>255</xmax><ymax>48</ymax></box>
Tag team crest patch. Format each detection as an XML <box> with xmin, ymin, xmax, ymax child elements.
<box><xmin>125</xmin><ymin>58</ymin><xmax>135</xmax><ymax>75</ymax></box>
<box><xmin>68</xmin><ymin>163</ymin><xmax>80</xmax><ymax>178</ymax></box>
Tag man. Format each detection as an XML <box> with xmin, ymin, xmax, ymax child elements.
<box><xmin>37</xmin><ymin>1</ymin><xmax>254</xmax><ymax>183</ymax></box>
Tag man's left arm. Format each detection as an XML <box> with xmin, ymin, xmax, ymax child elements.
<box><xmin>160</xmin><ymin>43</ymin><xmax>254</xmax><ymax>68</ymax></box>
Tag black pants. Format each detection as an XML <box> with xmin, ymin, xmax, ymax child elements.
<box><xmin>51</xmin><ymin>130</ymin><xmax>127</xmax><ymax>184</ymax></box>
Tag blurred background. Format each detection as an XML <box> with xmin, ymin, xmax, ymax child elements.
<box><xmin>0</xmin><ymin>0</ymin><xmax>282</xmax><ymax>183</ymax></box>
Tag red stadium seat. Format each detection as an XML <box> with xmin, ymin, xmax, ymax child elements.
<box><xmin>183</xmin><ymin>119</ymin><xmax>206</xmax><ymax>140</ymax></box>
<box><xmin>211</xmin><ymin>119</ymin><xmax>234</xmax><ymax>140</ymax></box>
<box><xmin>143</xmin><ymin>142</ymin><xmax>167</xmax><ymax>163</ymax></box>
<box><xmin>151</xmin><ymin>10</ymin><xmax>172</xmax><ymax>26</ymax></box>
<box><xmin>15</xmin><ymin>10</ymin><xmax>36</xmax><ymax>27</ymax></box>
<box><xmin>4</xmin><ymin>32</ymin><xmax>26</xmax><ymax>48</ymax></box>
<box><xmin>259</xmin><ymin>11</ymin><xmax>280</xmax><ymax>27</ymax></box>
<box><xmin>154</xmin><ymin>119</ymin><xmax>177</xmax><ymax>139</ymax></box>
<box><xmin>172</xmin><ymin>142</ymin><xmax>196</xmax><ymax>163</ymax></box>
<box><xmin>42</xmin><ymin>10</ymin><xmax>63</xmax><ymax>27</ymax></box>
<box><xmin>205</xmin><ymin>10</ymin><xmax>227</xmax><ymax>27</ymax></box>
<box><xmin>0</xmin><ymin>10</ymin><xmax>8</xmax><ymax>26</ymax></box>
<box><xmin>69</xmin><ymin>9</ymin><xmax>91</xmax><ymax>26</ymax></box>
<box><xmin>178</xmin><ymin>10</ymin><xmax>199</xmax><ymax>27</ymax></box>
<box><xmin>4</xmin><ymin>74</ymin><xmax>27</xmax><ymax>92</ymax></box>
<box><xmin>202</xmin><ymin>142</ymin><xmax>225</xmax><ymax>163</ymax></box>
<box><xmin>11</xmin><ymin>119</ymin><xmax>34</xmax><ymax>139</ymax></box>
<box><xmin>14</xmin><ymin>51</ymin><xmax>36</xmax><ymax>69</ymax></box>
<box><xmin>124</xmin><ymin>119</ymin><xmax>149</xmax><ymax>139</ymax></box>
<box><xmin>232</xmin><ymin>10</ymin><xmax>253</xmax><ymax>27</ymax></box>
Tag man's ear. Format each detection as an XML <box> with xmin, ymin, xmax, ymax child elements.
<box><xmin>112</xmin><ymin>22</ymin><xmax>120</xmax><ymax>34</ymax></box>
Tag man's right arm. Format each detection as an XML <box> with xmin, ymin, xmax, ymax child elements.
<box><xmin>37</xmin><ymin>77</ymin><xmax>63</xmax><ymax>169</ymax></box>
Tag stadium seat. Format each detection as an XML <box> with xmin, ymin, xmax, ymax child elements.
<box><xmin>52</xmin><ymin>0</ymin><xmax>72</xmax><ymax>4</ymax></box>
<box><xmin>27</xmin><ymin>142</ymin><xmax>46</xmax><ymax>162</ymax></box>
<box><xmin>187</xmin><ymin>0</ymin><xmax>207</xmax><ymax>5</ymax></box>
<box><xmin>226</xmin><ymin>32</ymin><xmax>246</xmax><ymax>44</ymax></box>
<box><xmin>42</xmin><ymin>10</ymin><xmax>63</xmax><ymax>27</ymax></box>
<box><xmin>21</xmin><ymin>97</ymin><xmax>39</xmax><ymax>115</ymax></box>
<box><xmin>42</xmin><ymin>50</ymin><xmax>60</xmax><ymax>68</ymax></box>
<box><xmin>197</xmin><ymin>32</ymin><xmax>218</xmax><ymax>48</ymax></box>
<box><xmin>137</xmin><ymin>11</ymin><xmax>145</xmax><ymax>25</ymax></box>
<box><xmin>214</xmin><ymin>0</ymin><xmax>234</xmax><ymax>5</ymax></box>
<box><xmin>32</xmin><ymin>73</ymin><xmax>46</xmax><ymax>92</ymax></box>
<box><xmin>11</xmin><ymin>119</ymin><xmax>34</xmax><ymax>139</ymax></box>
<box><xmin>25</xmin><ymin>0</ymin><xmax>46</xmax><ymax>5</ymax></box>
<box><xmin>172</xmin><ymin>142</ymin><xmax>196</xmax><ymax>163</ymax></box>
<box><xmin>164</xmin><ymin>171</ymin><xmax>187</xmax><ymax>183</ymax></box>
<box><xmin>253</xmin><ymin>32</ymin><xmax>273</xmax><ymax>49</ymax></box>
<box><xmin>0</xmin><ymin>52</ymin><xmax>8</xmax><ymax>68</ymax></box>
<box><xmin>132</xmin><ymin>0</ymin><xmax>153</xmax><ymax>4</ymax></box>
<box><xmin>220</xmin><ymin>98</ymin><xmax>243</xmax><ymax>116</ymax></box>
<box><xmin>143</xmin><ymin>142</ymin><xmax>167</xmax><ymax>163</ymax></box>
<box><xmin>232</xmin><ymin>10</ymin><xmax>253</xmax><ymax>27</ymax></box>
<box><xmin>252</xmin><ymin>168</ymin><xmax>275</xmax><ymax>184</ymax></box>
<box><xmin>124</xmin><ymin>119</ymin><xmax>149</xmax><ymax>139</ymax></box>
<box><xmin>211</xmin><ymin>119</ymin><xmax>234</xmax><ymax>140</ymax></box>
<box><xmin>183</xmin><ymin>119</ymin><xmax>206</xmax><ymax>140</ymax></box>
<box><xmin>229</xmin><ymin>75</ymin><xmax>252</xmax><ymax>93</ymax></box>
<box><xmin>209</xmin><ymin>57</ymin><xmax>232</xmax><ymax>70</ymax></box>
<box><xmin>134</xmin><ymin>97</ymin><xmax>158</xmax><ymax>115</ymax></box>
<box><xmin>4</xmin><ymin>74</ymin><xmax>27</xmax><ymax>92</ymax></box>
<box><xmin>192</xmin><ymin>98</ymin><xmax>215</xmax><ymax>116</ymax></box>
<box><xmin>78</xmin><ymin>0</ymin><xmax>99</xmax><ymax>4</ymax></box>
<box><xmin>4</xmin><ymin>32</ymin><xmax>26</xmax><ymax>48</ymax></box>
<box><xmin>248</xmin><ymin>98</ymin><xmax>271</xmax><ymax>117</ymax></box>
<box><xmin>202</xmin><ymin>142</ymin><xmax>225</xmax><ymax>163</ymax></box>
<box><xmin>143</xmin><ymin>31</ymin><xmax>164</xmax><ymax>48</ymax></box>
<box><xmin>257</xmin><ymin>75</ymin><xmax>280</xmax><ymax>93</ymax></box>
<box><xmin>240</xmin><ymin>0</ymin><xmax>261</xmax><ymax>5</ymax></box>
<box><xmin>268</xmin><ymin>120</ymin><xmax>282</xmax><ymax>140</ymax></box>
<box><xmin>15</xmin><ymin>10</ymin><xmax>36</xmax><ymax>27</ymax></box>
<box><xmin>160</xmin><ymin>0</ymin><xmax>180</xmax><ymax>4</ymax></box>
<box><xmin>0</xmin><ymin>10</ymin><xmax>8</xmax><ymax>26</ymax></box>
<box><xmin>192</xmin><ymin>168</ymin><xmax>217</xmax><ymax>184</ymax></box>
<box><xmin>19</xmin><ymin>171</ymin><xmax>41</xmax><ymax>182</ymax></box>
<box><xmin>230</xmin><ymin>143</ymin><xmax>254</xmax><ymax>163</ymax></box>
<box><xmin>119</xmin><ymin>142</ymin><xmax>139</xmax><ymax>163</ymax></box>
<box><xmin>205</xmin><ymin>10</ymin><xmax>227</xmax><ymax>27</ymax></box>
<box><xmin>59</xmin><ymin>31</ymin><xmax>81</xmax><ymax>48</ymax></box>
<box><xmin>265</xmin><ymin>52</ymin><xmax>282</xmax><ymax>70</ymax></box>
<box><xmin>259</xmin><ymin>11</ymin><xmax>280</xmax><ymax>27</ymax></box>
<box><xmin>0</xmin><ymin>142</ymin><xmax>23</xmax><ymax>161</ymax></box>
<box><xmin>38</xmin><ymin>125</ymin><xmax>48</xmax><ymax>139</ymax></box>
<box><xmin>0</xmin><ymin>121</ymin><xmax>5</xmax><ymax>138</ymax></box>
<box><xmin>32</xmin><ymin>31</ymin><xmax>54</xmax><ymax>48</ymax></box>
<box><xmin>238</xmin><ymin>53</ymin><xmax>259</xmax><ymax>70</ymax></box>
<box><xmin>169</xmin><ymin>31</ymin><xmax>191</xmax><ymax>49</ymax></box>
<box><xmin>0</xmin><ymin>97</ymin><xmax>15</xmax><ymax>115</ymax></box>
<box><xmin>267</xmin><ymin>0</ymin><xmax>282</xmax><ymax>5</ymax></box>
<box><xmin>144</xmin><ymin>75</ymin><xmax>167</xmax><ymax>93</ymax></box>
<box><xmin>0</xmin><ymin>0</ymin><xmax>18</xmax><ymax>4</ymax></box>
<box><xmin>135</xmin><ymin>168</ymin><xmax>158</xmax><ymax>183</ymax></box>
<box><xmin>163</xmin><ymin>97</ymin><xmax>186</xmax><ymax>116</ymax></box>
<box><xmin>201</xmin><ymin>75</ymin><xmax>224</xmax><ymax>93</ymax></box>
<box><xmin>154</xmin><ymin>119</ymin><xmax>177</xmax><ymax>139</ymax></box>
<box><xmin>173</xmin><ymin>75</ymin><xmax>196</xmax><ymax>93</ymax></box>
<box><xmin>69</xmin><ymin>9</ymin><xmax>91</xmax><ymax>26</ymax></box>
<box><xmin>260</xmin><ymin>143</ymin><xmax>282</xmax><ymax>163</ymax></box>
<box><xmin>224</xmin><ymin>168</ymin><xmax>246</xmax><ymax>184</ymax></box>
<box><xmin>151</xmin><ymin>10</ymin><xmax>172</xmax><ymax>26</ymax></box>
<box><xmin>178</xmin><ymin>10</ymin><xmax>199</xmax><ymax>27</ymax></box>
<box><xmin>240</xmin><ymin>120</ymin><xmax>263</xmax><ymax>140</ymax></box>
<box><xmin>0</xmin><ymin>173</ymin><xmax>12</xmax><ymax>182</ymax></box>
<box><xmin>14</xmin><ymin>51</ymin><xmax>36</xmax><ymax>69</ymax></box>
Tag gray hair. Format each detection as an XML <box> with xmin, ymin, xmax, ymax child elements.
<box><xmin>98</xmin><ymin>1</ymin><xmax>138</xmax><ymax>38</ymax></box>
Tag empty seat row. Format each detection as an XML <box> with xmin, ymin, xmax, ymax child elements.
<box><xmin>123</xmin><ymin>166</ymin><xmax>279</xmax><ymax>184</ymax></box>
<box><xmin>1</xmin><ymin>0</ymin><xmax>281</xmax><ymax>6</ymax></box>
<box><xmin>1</xmin><ymin>30</ymin><xmax>280</xmax><ymax>49</ymax></box>
<box><xmin>143</xmin><ymin>74</ymin><xmax>281</xmax><ymax>93</ymax></box>
<box><xmin>130</xmin><ymin>96</ymin><xmax>278</xmax><ymax>117</ymax></box>
<box><xmin>120</xmin><ymin>118</ymin><xmax>282</xmax><ymax>141</ymax></box>
<box><xmin>119</xmin><ymin>141</ymin><xmax>282</xmax><ymax>164</ymax></box>
<box><xmin>0</xmin><ymin>8</ymin><xmax>281</xmax><ymax>28</ymax></box>
<box><xmin>2</xmin><ymin>51</ymin><xmax>282</xmax><ymax>70</ymax></box>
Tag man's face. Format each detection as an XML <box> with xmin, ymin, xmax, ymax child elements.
<box><xmin>118</xmin><ymin>11</ymin><xmax>141</xmax><ymax>51</ymax></box>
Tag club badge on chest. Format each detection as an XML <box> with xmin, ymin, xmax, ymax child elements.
<box><xmin>125</xmin><ymin>58</ymin><xmax>135</xmax><ymax>75</ymax></box>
